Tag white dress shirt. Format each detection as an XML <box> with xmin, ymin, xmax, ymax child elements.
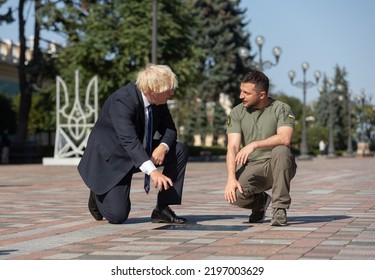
<box><xmin>139</xmin><ymin>93</ymin><xmax>169</xmax><ymax>176</ymax></box>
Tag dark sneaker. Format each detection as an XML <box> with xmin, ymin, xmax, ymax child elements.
<box><xmin>249</xmin><ymin>193</ymin><xmax>271</xmax><ymax>223</ymax></box>
<box><xmin>270</xmin><ymin>208</ymin><xmax>287</xmax><ymax>226</ymax></box>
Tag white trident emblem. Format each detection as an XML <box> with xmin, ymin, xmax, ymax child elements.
<box><xmin>54</xmin><ymin>70</ymin><xmax>98</xmax><ymax>159</ymax></box>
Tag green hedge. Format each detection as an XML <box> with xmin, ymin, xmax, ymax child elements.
<box><xmin>187</xmin><ymin>146</ymin><xmax>227</xmax><ymax>157</ymax></box>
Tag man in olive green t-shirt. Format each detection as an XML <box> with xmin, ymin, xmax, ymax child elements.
<box><xmin>225</xmin><ymin>70</ymin><xmax>297</xmax><ymax>226</ymax></box>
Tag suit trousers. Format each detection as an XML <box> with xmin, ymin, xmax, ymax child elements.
<box><xmin>233</xmin><ymin>145</ymin><xmax>297</xmax><ymax>210</ymax></box>
<box><xmin>95</xmin><ymin>142</ymin><xmax>188</xmax><ymax>224</ymax></box>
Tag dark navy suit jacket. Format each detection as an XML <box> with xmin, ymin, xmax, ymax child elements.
<box><xmin>78</xmin><ymin>83</ymin><xmax>177</xmax><ymax>195</ymax></box>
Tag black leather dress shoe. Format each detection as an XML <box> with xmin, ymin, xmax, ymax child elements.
<box><xmin>151</xmin><ymin>206</ymin><xmax>187</xmax><ymax>224</ymax></box>
<box><xmin>88</xmin><ymin>191</ymin><xmax>103</xmax><ymax>221</ymax></box>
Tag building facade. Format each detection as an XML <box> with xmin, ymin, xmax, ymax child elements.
<box><xmin>0</xmin><ymin>38</ymin><xmax>30</xmax><ymax>97</ymax></box>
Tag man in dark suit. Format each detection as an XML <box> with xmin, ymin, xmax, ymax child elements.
<box><xmin>78</xmin><ymin>64</ymin><xmax>188</xmax><ymax>224</ymax></box>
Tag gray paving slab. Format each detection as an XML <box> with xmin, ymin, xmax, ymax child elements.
<box><xmin>0</xmin><ymin>156</ymin><xmax>375</xmax><ymax>260</ymax></box>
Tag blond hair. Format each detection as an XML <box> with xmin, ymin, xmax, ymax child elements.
<box><xmin>136</xmin><ymin>64</ymin><xmax>178</xmax><ymax>94</ymax></box>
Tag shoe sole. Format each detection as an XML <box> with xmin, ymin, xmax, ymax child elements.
<box><xmin>270</xmin><ymin>220</ymin><xmax>287</xmax><ymax>226</ymax></box>
<box><xmin>151</xmin><ymin>219</ymin><xmax>186</xmax><ymax>224</ymax></box>
<box><xmin>151</xmin><ymin>218</ymin><xmax>170</xmax><ymax>223</ymax></box>
<box><xmin>90</xmin><ymin>212</ymin><xmax>103</xmax><ymax>221</ymax></box>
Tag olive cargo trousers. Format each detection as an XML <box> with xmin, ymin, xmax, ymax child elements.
<box><xmin>233</xmin><ymin>145</ymin><xmax>297</xmax><ymax>210</ymax></box>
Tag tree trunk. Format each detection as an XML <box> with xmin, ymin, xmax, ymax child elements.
<box><xmin>16</xmin><ymin>0</ymin><xmax>28</xmax><ymax>144</ymax></box>
<box><xmin>16</xmin><ymin>0</ymin><xmax>42</xmax><ymax>145</ymax></box>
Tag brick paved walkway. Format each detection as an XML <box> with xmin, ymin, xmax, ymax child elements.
<box><xmin>0</xmin><ymin>156</ymin><xmax>374</xmax><ymax>260</ymax></box>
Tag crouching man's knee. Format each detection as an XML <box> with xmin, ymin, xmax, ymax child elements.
<box><xmin>271</xmin><ymin>145</ymin><xmax>291</xmax><ymax>158</ymax></box>
<box><xmin>106</xmin><ymin>210</ymin><xmax>129</xmax><ymax>224</ymax></box>
<box><xmin>231</xmin><ymin>189</ymin><xmax>255</xmax><ymax>209</ymax></box>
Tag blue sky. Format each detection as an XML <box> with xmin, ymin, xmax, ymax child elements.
<box><xmin>240</xmin><ymin>0</ymin><xmax>375</xmax><ymax>104</ymax></box>
<box><xmin>1</xmin><ymin>0</ymin><xmax>374</xmax><ymax>104</ymax></box>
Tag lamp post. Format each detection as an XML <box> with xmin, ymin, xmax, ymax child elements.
<box><xmin>326</xmin><ymin>79</ymin><xmax>336</xmax><ymax>158</ymax></box>
<box><xmin>355</xmin><ymin>90</ymin><xmax>372</xmax><ymax>156</ymax></box>
<box><xmin>346</xmin><ymin>90</ymin><xmax>354</xmax><ymax>157</ymax></box>
<box><xmin>238</xmin><ymin>35</ymin><xmax>281</xmax><ymax>72</ymax></box>
<box><xmin>288</xmin><ymin>62</ymin><xmax>321</xmax><ymax>160</ymax></box>
<box><xmin>319</xmin><ymin>79</ymin><xmax>344</xmax><ymax>158</ymax></box>
<box><xmin>357</xmin><ymin>90</ymin><xmax>368</xmax><ymax>142</ymax></box>
<box><xmin>152</xmin><ymin>0</ymin><xmax>158</xmax><ymax>64</ymax></box>
<box><xmin>358</xmin><ymin>91</ymin><xmax>365</xmax><ymax>143</ymax></box>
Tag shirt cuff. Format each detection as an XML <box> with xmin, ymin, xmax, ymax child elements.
<box><xmin>160</xmin><ymin>142</ymin><xmax>170</xmax><ymax>153</ymax></box>
<box><xmin>139</xmin><ymin>160</ymin><xmax>157</xmax><ymax>175</ymax></box>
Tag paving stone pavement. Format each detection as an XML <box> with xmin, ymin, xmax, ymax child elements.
<box><xmin>0</xmin><ymin>156</ymin><xmax>374</xmax><ymax>260</ymax></box>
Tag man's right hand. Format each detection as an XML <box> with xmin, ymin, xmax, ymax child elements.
<box><xmin>224</xmin><ymin>178</ymin><xmax>243</xmax><ymax>203</ymax></box>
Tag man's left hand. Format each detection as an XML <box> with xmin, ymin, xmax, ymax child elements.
<box><xmin>235</xmin><ymin>143</ymin><xmax>256</xmax><ymax>166</ymax></box>
<box><xmin>151</xmin><ymin>145</ymin><xmax>168</xmax><ymax>166</ymax></box>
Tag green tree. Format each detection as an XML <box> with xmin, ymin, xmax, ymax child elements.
<box><xmin>272</xmin><ymin>93</ymin><xmax>303</xmax><ymax>147</ymax></box>
<box><xmin>353</xmin><ymin>91</ymin><xmax>375</xmax><ymax>150</ymax></box>
<box><xmin>180</xmin><ymin>98</ymin><xmax>198</xmax><ymax>146</ymax></box>
<box><xmin>191</xmin><ymin>0</ymin><xmax>249</xmax><ymax>103</ymax></box>
<box><xmin>38</xmin><ymin>0</ymin><xmax>200</xmax><ymax>104</ymax></box>
<box><xmin>315</xmin><ymin>65</ymin><xmax>350</xmax><ymax>151</ymax></box>
<box><xmin>197</xmin><ymin>100</ymin><xmax>209</xmax><ymax>145</ymax></box>
<box><xmin>211</xmin><ymin>100</ymin><xmax>227</xmax><ymax>146</ymax></box>
<box><xmin>0</xmin><ymin>0</ymin><xmax>17</xmax><ymax>134</ymax></box>
<box><xmin>189</xmin><ymin>0</ymin><xmax>249</xmax><ymax>144</ymax></box>
<box><xmin>36</xmin><ymin>0</ymin><xmax>202</xmax><ymax>145</ymax></box>
<box><xmin>15</xmin><ymin>0</ymin><xmax>46</xmax><ymax>145</ymax></box>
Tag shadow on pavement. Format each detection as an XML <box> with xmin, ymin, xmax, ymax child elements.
<box><xmin>0</xmin><ymin>249</ymin><xmax>18</xmax><ymax>256</ymax></box>
<box><xmin>287</xmin><ymin>215</ymin><xmax>351</xmax><ymax>224</ymax></box>
<box><xmin>113</xmin><ymin>214</ymin><xmax>351</xmax><ymax>228</ymax></box>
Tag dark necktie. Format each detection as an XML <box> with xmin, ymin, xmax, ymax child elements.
<box><xmin>144</xmin><ymin>105</ymin><xmax>153</xmax><ymax>194</ymax></box>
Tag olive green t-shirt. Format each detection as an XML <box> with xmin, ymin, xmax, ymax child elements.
<box><xmin>226</xmin><ymin>98</ymin><xmax>295</xmax><ymax>161</ymax></box>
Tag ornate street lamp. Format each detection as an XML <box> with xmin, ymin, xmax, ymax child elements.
<box><xmin>346</xmin><ymin>90</ymin><xmax>354</xmax><ymax>157</ymax></box>
<box><xmin>238</xmin><ymin>35</ymin><xmax>281</xmax><ymax>72</ymax></box>
<box><xmin>355</xmin><ymin>90</ymin><xmax>372</xmax><ymax>156</ymax></box>
<box><xmin>357</xmin><ymin>90</ymin><xmax>369</xmax><ymax>142</ymax></box>
<box><xmin>288</xmin><ymin>62</ymin><xmax>321</xmax><ymax>159</ymax></box>
<box><xmin>319</xmin><ymin>79</ymin><xmax>344</xmax><ymax>158</ymax></box>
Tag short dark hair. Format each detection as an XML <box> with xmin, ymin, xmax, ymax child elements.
<box><xmin>240</xmin><ymin>70</ymin><xmax>269</xmax><ymax>94</ymax></box>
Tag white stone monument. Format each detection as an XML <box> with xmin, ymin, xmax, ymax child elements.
<box><xmin>43</xmin><ymin>71</ymin><xmax>98</xmax><ymax>166</ymax></box>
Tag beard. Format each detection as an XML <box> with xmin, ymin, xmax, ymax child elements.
<box><xmin>243</xmin><ymin>95</ymin><xmax>261</xmax><ymax>110</ymax></box>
